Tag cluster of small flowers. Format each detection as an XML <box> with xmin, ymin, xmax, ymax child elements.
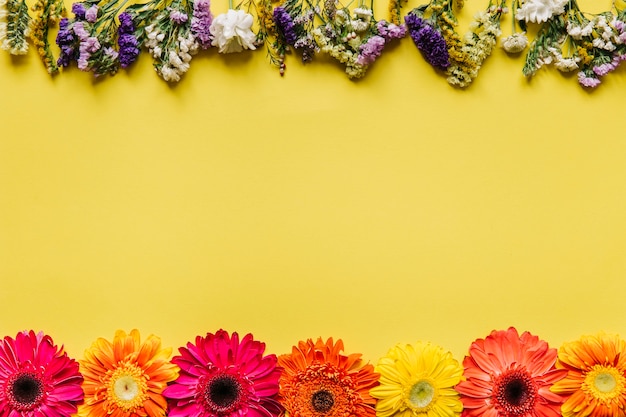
<box><xmin>313</xmin><ymin>6</ymin><xmax>404</xmax><ymax>79</ymax></box>
<box><xmin>357</xmin><ymin>19</ymin><xmax>405</xmax><ymax>65</ymax></box>
<box><xmin>143</xmin><ymin>10</ymin><xmax>199</xmax><ymax>82</ymax></box>
<box><xmin>270</xmin><ymin>2</ymin><xmax>318</xmax><ymax>76</ymax></box>
<box><xmin>405</xmin><ymin>11</ymin><xmax>449</xmax><ymax>71</ymax></box>
<box><xmin>446</xmin><ymin>7</ymin><xmax>504</xmax><ymax>88</ymax></box>
<box><xmin>190</xmin><ymin>0</ymin><xmax>213</xmax><ymax>49</ymax></box>
<box><xmin>0</xmin><ymin>0</ymin><xmax>30</xmax><ymax>55</ymax></box>
<box><xmin>521</xmin><ymin>1</ymin><xmax>626</xmax><ymax>89</ymax></box>
<box><xmin>56</xmin><ymin>1</ymin><xmax>140</xmax><ymax>76</ymax></box>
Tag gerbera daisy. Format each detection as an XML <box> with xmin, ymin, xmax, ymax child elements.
<box><xmin>456</xmin><ymin>327</ymin><xmax>567</xmax><ymax>417</ymax></box>
<box><xmin>163</xmin><ymin>329</ymin><xmax>283</xmax><ymax>417</ymax></box>
<box><xmin>78</xmin><ymin>329</ymin><xmax>179</xmax><ymax>417</ymax></box>
<box><xmin>0</xmin><ymin>330</ymin><xmax>84</xmax><ymax>417</ymax></box>
<box><xmin>278</xmin><ymin>337</ymin><xmax>379</xmax><ymax>417</ymax></box>
<box><xmin>550</xmin><ymin>333</ymin><xmax>626</xmax><ymax>417</ymax></box>
<box><xmin>370</xmin><ymin>342</ymin><xmax>463</xmax><ymax>417</ymax></box>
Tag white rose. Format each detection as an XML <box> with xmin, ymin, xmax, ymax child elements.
<box><xmin>209</xmin><ymin>9</ymin><xmax>256</xmax><ymax>53</ymax></box>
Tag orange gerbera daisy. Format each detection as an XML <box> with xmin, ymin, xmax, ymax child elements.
<box><xmin>278</xmin><ymin>337</ymin><xmax>379</xmax><ymax>417</ymax></box>
<box><xmin>78</xmin><ymin>329</ymin><xmax>179</xmax><ymax>417</ymax></box>
<box><xmin>551</xmin><ymin>333</ymin><xmax>626</xmax><ymax>417</ymax></box>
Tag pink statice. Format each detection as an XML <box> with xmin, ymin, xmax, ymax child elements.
<box><xmin>191</xmin><ymin>0</ymin><xmax>213</xmax><ymax>49</ymax></box>
<box><xmin>170</xmin><ymin>9</ymin><xmax>188</xmax><ymax>24</ymax></box>
<box><xmin>85</xmin><ymin>5</ymin><xmax>98</xmax><ymax>22</ymax></box>
<box><xmin>377</xmin><ymin>20</ymin><xmax>406</xmax><ymax>41</ymax></box>
<box><xmin>577</xmin><ymin>71</ymin><xmax>601</xmax><ymax>88</ymax></box>
<box><xmin>357</xmin><ymin>35</ymin><xmax>385</xmax><ymax>65</ymax></box>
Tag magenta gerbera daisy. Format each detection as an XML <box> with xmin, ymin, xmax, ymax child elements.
<box><xmin>163</xmin><ymin>329</ymin><xmax>283</xmax><ymax>417</ymax></box>
<box><xmin>0</xmin><ymin>330</ymin><xmax>84</xmax><ymax>417</ymax></box>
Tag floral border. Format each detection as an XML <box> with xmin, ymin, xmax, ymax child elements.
<box><xmin>0</xmin><ymin>327</ymin><xmax>624</xmax><ymax>417</ymax></box>
<box><xmin>1</xmin><ymin>0</ymin><xmax>624</xmax><ymax>87</ymax></box>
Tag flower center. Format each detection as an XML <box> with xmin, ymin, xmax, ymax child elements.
<box><xmin>493</xmin><ymin>368</ymin><xmax>537</xmax><ymax>415</ymax></box>
<box><xmin>582</xmin><ymin>365</ymin><xmax>626</xmax><ymax>402</ymax></box>
<box><xmin>311</xmin><ymin>389</ymin><xmax>334</xmax><ymax>413</ymax></box>
<box><xmin>408</xmin><ymin>380</ymin><xmax>435</xmax><ymax>409</ymax></box>
<box><xmin>205</xmin><ymin>374</ymin><xmax>242</xmax><ymax>412</ymax></box>
<box><xmin>114</xmin><ymin>376</ymin><xmax>140</xmax><ymax>401</ymax></box>
<box><xmin>7</xmin><ymin>372</ymin><xmax>45</xmax><ymax>410</ymax></box>
<box><xmin>106</xmin><ymin>363</ymin><xmax>148</xmax><ymax>412</ymax></box>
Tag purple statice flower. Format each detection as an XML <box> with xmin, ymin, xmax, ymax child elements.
<box><xmin>405</xmin><ymin>12</ymin><xmax>450</xmax><ymax>71</ymax></box>
<box><xmin>357</xmin><ymin>35</ymin><xmax>385</xmax><ymax>65</ymax></box>
<box><xmin>191</xmin><ymin>0</ymin><xmax>213</xmax><ymax>49</ymax></box>
<box><xmin>273</xmin><ymin>7</ymin><xmax>297</xmax><ymax>46</ymax></box>
<box><xmin>169</xmin><ymin>9</ymin><xmax>188</xmax><ymax>24</ymax></box>
<box><xmin>377</xmin><ymin>20</ymin><xmax>406</xmax><ymax>41</ymax></box>
<box><xmin>72</xmin><ymin>2</ymin><xmax>86</xmax><ymax>19</ymax></box>
<box><xmin>85</xmin><ymin>5</ymin><xmax>98</xmax><ymax>23</ymax></box>
<box><xmin>577</xmin><ymin>71</ymin><xmax>601</xmax><ymax>88</ymax></box>
<box><xmin>117</xmin><ymin>12</ymin><xmax>140</xmax><ymax>68</ymax></box>
<box><xmin>56</xmin><ymin>18</ymin><xmax>77</xmax><ymax>67</ymax></box>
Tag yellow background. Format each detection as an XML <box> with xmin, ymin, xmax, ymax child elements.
<box><xmin>1</xmin><ymin>0</ymin><xmax>625</xmax><ymax>365</ymax></box>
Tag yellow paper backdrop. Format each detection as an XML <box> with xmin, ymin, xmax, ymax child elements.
<box><xmin>0</xmin><ymin>0</ymin><xmax>625</xmax><ymax>366</ymax></box>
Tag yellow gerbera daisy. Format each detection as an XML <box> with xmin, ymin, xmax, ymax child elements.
<box><xmin>78</xmin><ymin>329</ymin><xmax>179</xmax><ymax>417</ymax></box>
<box><xmin>551</xmin><ymin>333</ymin><xmax>626</xmax><ymax>417</ymax></box>
<box><xmin>370</xmin><ymin>342</ymin><xmax>463</xmax><ymax>417</ymax></box>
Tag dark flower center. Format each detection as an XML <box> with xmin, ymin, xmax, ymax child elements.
<box><xmin>9</xmin><ymin>373</ymin><xmax>44</xmax><ymax>410</ymax></box>
<box><xmin>311</xmin><ymin>390</ymin><xmax>334</xmax><ymax>413</ymax></box>
<box><xmin>206</xmin><ymin>375</ymin><xmax>241</xmax><ymax>411</ymax></box>
<box><xmin>494</xmin><ymin>369</ymin><xmax>537</xmax><ymax>415</ymax></box>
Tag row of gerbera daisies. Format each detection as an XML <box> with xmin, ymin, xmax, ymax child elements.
<box><xmin>1</xmin><ymin>327</ymin><xmax>625</xmax><ymax>417</ymax></box>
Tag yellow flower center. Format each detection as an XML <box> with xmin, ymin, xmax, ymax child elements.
<box><xmin>408</xmin><ymin>380</ymin><xmax>435</xmax><ymax>410</ymax></box>
<box><xmin>106</xmin><ymin>363</ymin><xmax>148</xmax><ymax>412</ymax></box>
<box><xmin>582</xmin><ymin>365</ymin><xmax>626</xmax><ymax>402</ymax></box>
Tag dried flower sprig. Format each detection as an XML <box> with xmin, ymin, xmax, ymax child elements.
<box><xmin>30</xmin><ymin>0</ymin><xmax>64</xmax><ymax>73</ymax></box>
<box><xmin>126</xmin><ymin>0</ymin><xmax>198</xmax><ymax>81</ymax></box>
<box><xmin>521</xmin><ymin>1</ymin><xmax>626</xmax><ymax>88</ymax></box>
<box><xmin>501</xmin><ymin>0</ymin><xmax>528</xmax><ymax>53</ymax></box>
<box><xmin>0</xmin><ymin>0</ymin><xmax>31</xmax><ymax>55</ymax></box>
<box><xmin>268</xmin><ymin>0</ymin><xmax>320</xmax><ymax>74</ymax></box>
<box><xmin>56</xmin><ymin>0</ymin><xmax>137</xmax><ymax>76</ymax></box>
<box><xmin>446</xmin><ymin>1</ymin><xmax>507</xmax><ymax>88</ymax></box>
<box><xmin>405</xmin><ymin>0</ymin><xmax>506</xmax><ymax>87</ymax></box>
<box><xmin>313</xmin><ymin>0</ymin><xmax>405</xmax><ymax>78</ymax></box>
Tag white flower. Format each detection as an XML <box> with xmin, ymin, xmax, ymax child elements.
<box><xmin>209</xmin><ymin>9</ymin><xmax>256</xmax><ymax>53</ymax></box>
<box><xmin>516</xmin><ymin>0</ymin><xmax>567</xmax><ymax>24</ymax></box>
<box><xmin>567</xmin><ymin>23</ymin><xmax>583</xmax><ymax>39</ymax></box>
<box><xmin>501</xmin><ymin>32</ymin><xmax>528</xmax><ymax>53</ymax></box>
<box><xmin>353</xmin><ymin>7</ymin><xmax>372</xmax><ymax>20</ymax></box>
<box><xmin>554</xmin><ymin>57</ymin><xmax>579</xmax><ymax>72</ymax></box>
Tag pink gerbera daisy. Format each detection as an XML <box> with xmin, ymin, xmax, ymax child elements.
<box><xmin>163</xmin><ymin>329</ymin><xmax>283</xmax><ymax>417</ymax></box>
<box><xmin>0</xmin><ymin>330</ymin><xmax>84</xmax><ymax>417</ymax></box>
<box><xmin>456</xmin><ymin>327</ymin><xmax>567</xmax><ymax>417</ymax></box>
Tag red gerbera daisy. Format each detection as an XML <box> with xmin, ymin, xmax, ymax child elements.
<box><xmin>0</xmin><ymin>330</ymin><xmax>84</xmax><ymax>417</ymax></box>
<box><xmin>163</xmin><ymin>329</ymin><xmax>283</xmax><ymax>417</ymax></box>
<box><xmin>278</xmin><ymin>337</ymin><xmax>379</xmax><ymax>417</ymax></box>
<box><xmin>456</xmin><ymin>327</ymin><xmax>567</xmax><ymax>417</ymax></box>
